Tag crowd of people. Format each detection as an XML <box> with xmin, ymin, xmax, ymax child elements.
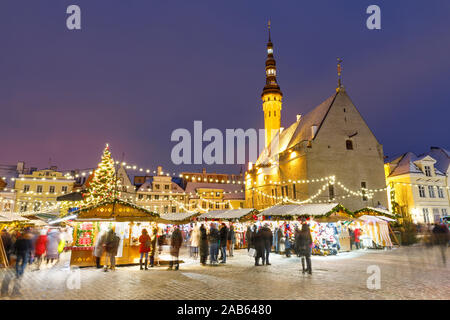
<box><xmin>1</xmin><ymin>226</ymin><xmax>72</xmax><ymax>278</ymax></box>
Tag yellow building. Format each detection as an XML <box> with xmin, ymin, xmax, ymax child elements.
<box><xmin>14</xmin><ymin>169</ymin><xmax>75</xmax><ymax>213</ymax></box>
<box><xmin>385</xmin><ymin>152</ymin><xmax>449</xmax><ymax>224</ymax></box>
<box><xmin>185</xmin><ymin>182</ymin><xmax>244</xmax><ymax>212</ymax></box>
<box><xmin>135</xmin><ymin>166</ymin><xmax>188</xmax><ymax>214</ymax></box>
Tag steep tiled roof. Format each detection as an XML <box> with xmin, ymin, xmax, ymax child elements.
<box><xmin>256</xmin><ymin>92</ymin><xmax>337</xmax><ymax>165</ymax></box>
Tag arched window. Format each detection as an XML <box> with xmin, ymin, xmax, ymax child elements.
<box><xmin>346</xmin><ymin>140</ymin><xmax>353</xmax><ymax>150</ymax></box>
<box><xmin>274</xmin><ymin>111</ymin><xmax>276</xmax><ymax>117</ymax></box>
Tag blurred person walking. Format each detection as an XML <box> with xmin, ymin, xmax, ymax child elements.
<box><xmin>149</xmin><ymin>226</ymin><xmax>158</xmax><ymax>267</ymax></box>
<box><xmin>261</xmin><ymin>223</ymin><xmax>273</xmax><ymax>265</ymax></box>
<box><xmin>228</xmin><ymin>224</ymin><xmax>236</xmax><ymax>257</ymax></box>
<box><xmin>208</xmin><ymin>223</ymin><xmax>220</xmax><ymax>265</ymax></box>
<box><xmin>13</xmin><ymin>229</ymin><xmax>33</xmax><ymax>278</ymax></box>
<box><xmin>104</xmin><ymin>229</ymin><xmax>120</xmax><ymax>272</ymax></box>
<box><xmin>168</xmin><ymin>226</ymin><xmax>183</xmax><ymax>270</ymax></box>
<box><xmin>432</xmin><ymin>222</ymin><xmax>450</xmax><ymax>265</ymax></box>
<box><xmin>139</xmin><ymin>229</ymin><xmax>151</xmax><ymax>270</ymax></box>
<box><xmin>190</xmin><ymin>224</ymin><xmax>200</xmax><ymax>260</ymax></box>
<box><xmin>246</xmin><ymin>225</ymin><xmax>253</xmax><ymax>252</ymax></box>
<box><xmin>45</xmin><ymin>228</ymin><xmax>61</xmax><ymax>265</ymax></box>
<box><xmin>219</xmin><ymin>223</ymin><xmax>228</xmax><ymax>264</ymax></box>
<box><xmin>348</xmin><ymin>227</ymin><xmax>355</xmax><ymax>250</ymax></box>
<box><xmin>93</xmin><ymin>230</ymin><xmax>107</xmax><ymax>269</ymax></box>
<box><xmin>254</xmin><ymin>226</ymin><xmax>265</xmax><ymax>266</ymax></box>
<box><xmin>354</xmin><ymin>227</ymin><xmax>361</xmax><ymax>250</ymax></box>
<box><xmin>34</xmin><ymin>229</ymin><xmax>47</xmax><ymax>270</ymax></box>
<box><xmin>297</xmin><ymin>222</ymin><xmax>313</xmax><ymax>274</ymax></box>
<box><xmin>199</xmin><ymin>224</ymin><xmax>209</xmax><ymax>265</ymax></box>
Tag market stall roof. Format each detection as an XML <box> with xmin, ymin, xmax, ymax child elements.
<box><xmin>376</xmin><ymin>216</ymin><xmax>396</xmax><ymax>222</ymax></box>
<box><xmin>259</xmin><ymin>203</ymin><xmax>352</xmax><ymax>219</ymax></box>
<box><xmin>72</xmin><ymin>199</ymin><xmax>162</xmax><ymax>222</ymax></box>
<box><xmin>198</xmin><ymin>208</ymin><xmax>257</xmax><ymax>221</ymax></box>
<box><xmin>159</xmin><ymin>212</ymin><xmax>201</xmax><ymax>225</ymax></box>
<box><xmin>0</xmin><ymin>211</ymin><xmax>30</xmax><ymax>223</ymax></box>
<box><xmin>354</xmin><ymin>207</ymin><xmax>396</xmax><ymax>218</ymax></box>
<box><xmin>56</xmin><ymin>192</ymin><xmax>84</xmax><ymax>202</ymax></box>
<box><xmin>356</xmin><ymin>215</ymin><xmax>388</xmax><ymax>224</ymax></box>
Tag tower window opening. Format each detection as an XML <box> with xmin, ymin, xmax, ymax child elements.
<box><xmin>274</xmin><ymin>111</ymin><xmax>276</xmax><ymax>117</ymax></box>
<box><xmin>268</xmin><ymin>111</ymin><xmax>271</xmax><ymax>117</ymax></box>
<box><xmin>346</xmin><ymin>140</ymin><xmax>353</xmax><ymax>150</ymax></box>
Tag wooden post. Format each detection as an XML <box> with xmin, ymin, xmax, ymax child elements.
<box><xmin>0</xmin><ymin>234</ymin><xmax>9</xmax><ymax>268</ymax></box>
<box><xmin>388</xmin><ymin>223</ymin><xmax>400</xmax><ymax>245</ymax></box>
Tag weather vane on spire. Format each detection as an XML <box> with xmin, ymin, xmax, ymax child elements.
<box><xmin>337</xmin><ymin>57</ymin><xmax>343</xmax><ymax>92</ymax></box>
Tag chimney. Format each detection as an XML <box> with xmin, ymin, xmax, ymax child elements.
<box><xmin>157</xmin><ymin>166</ymin><xmax>162</xmax><ymax>176</ymax></box>
<box><xmin>296</xmin><ymin>114</ymin><xmax>301</xmax><ymax>122</ymax></box>
<box><xmin>311</xmin><ymin>125</ymin><xmax>318</xmax><ymax>139</ymax></box>
<box><xmin>16</xmin><ymin>161</ymin><xmax>25</xmax><ymax>174</ymax></box>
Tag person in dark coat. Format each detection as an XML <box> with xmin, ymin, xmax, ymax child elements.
<box><xmin>260</xmin><ymin>224</ymin><xmax>273</xmax><ymax>265</ymax></box>
<box><xmin>254</xmin><ymin>226</ymin><xmax>265</xmax><ymax>266</ymax></box>
<box><xmin>298</xmin><ymin>223</ymin><xmax>313</xmax><ymax>274</ymax></box>
<box><xmin>246</xmin><ymin>225</ymin><xmax>253</xmax><ymax>251</ymax></box>
<box><xmin>168</xmin><ymin>226</ymin><xmax>183</xmax><ymax>270</ymax></box>
<box><xmin>13</xmin><ymin>229</ymin><xmax>33</xmax><ymax>278</ymax></box>
<box><xmin>208</xmin><ymin>223</ymin><xmax>220</xmax><ymax>264</ymax></box>
<box><xmin>199</xmin><ymin>224</ymin><xmax>209</xmax><ymax>265</ymax></box>
<box><xmin>294</xmin><ymin>226</ymin><xmax>301</xmax><ymax>257</ymax></box>
<box><xmin>219</xmin><ymin>223</ymin><xmax>228</xmax><ymax>264</ymax></box>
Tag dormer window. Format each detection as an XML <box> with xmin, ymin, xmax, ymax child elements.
<box><xmin>424</xmin><ymin>165</ymin><xmax>432</xmax><ymax>177</ymax></box>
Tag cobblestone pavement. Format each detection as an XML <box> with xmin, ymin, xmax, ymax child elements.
<box><xmin>1</xmin><ymin>245</ymin><xmax>449</xmax><ymax>300</ymax></box>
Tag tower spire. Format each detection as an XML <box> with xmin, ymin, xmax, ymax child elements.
<box><xmin>336</xmin><ymin>57</ymin><xmax>343</xmax><ymax>92</ymax></box>
<box><xmin>261</xmin><ymin>22</ymin><xmax>283</xmax><ymax>149</ymax></box>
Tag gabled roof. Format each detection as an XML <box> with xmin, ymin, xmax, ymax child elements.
<box><xmin>387</xmin><ymin>152</ymin><xmax>445</xmax><ymax>177</ymax></box>
<box><xmin>387</xmin><ymin>152</ymin><xmax>422</xmax><ymax>177</ymax></box>
<box><xmin>256</xmin><ymin>92</ymin><xmax>338</xmax><ymax>165</ymax></box>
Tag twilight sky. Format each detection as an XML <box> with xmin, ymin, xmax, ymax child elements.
<box><xmin>1</xmin><ymin>0</ymin><xmax>449</xmax><ymax>174</ymax></box>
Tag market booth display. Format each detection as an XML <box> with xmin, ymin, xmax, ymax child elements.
<box><xmin>352</xmin><ymin>207</ymin><xmax>397</xmax><ymax>248</ymax></box>
<box><xmin>197</xmin><ymin>209</ymin><xmax>258</xmax><ymax>248</ymax></box>
<box><xmin>351</xmin><ymin>215</ymin><xmax>394</xmax><ymax>249</ymax></box>
<box><xmin>259</xmin><ymin>203</ymin><xmax>354</xmax><ymax>255</ymax></box>
<box><xmin>69</xmin><ymin>199</ymin><xmax>162</xmax><ymax>267</ymax></box>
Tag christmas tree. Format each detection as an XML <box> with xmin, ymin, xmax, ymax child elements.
<box><xmin>82</xmin><ymin>144</ymin><xmax>120</xmax><ymax>206</ymax></box>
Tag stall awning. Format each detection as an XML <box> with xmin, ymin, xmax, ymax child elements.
<box><xmin>159</xmin><ymin>212</ymin><xmax>201</xmax><ymax>225</ymax></box>
<box><xmin>259</xmin><ymin>203</ymin><xmax>352</xmax><ymax>220</ymax></box>
<box><xmin>354</xmin><ymin>207</ymin><xmax>396</xmax><ymax>219</ymax></box>
<box><xmin>72</xmin><ymin>199</ymin><xmax>162</xmax><ymax>222</ymax></box>
<box><xmin>198</xmin><ymin>208</ymin><xmax>257</xmax><ymax>221</ymax></box>
<box><xmin>0</xmin><ymin>211</ymin><xmax>30</xmax><ymax>223</ymax></box>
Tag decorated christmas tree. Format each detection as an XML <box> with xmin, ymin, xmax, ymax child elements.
<box><xmin>82</xmin><ymin>144</ymin><xmax>120</xmax><ymax>206</ymax></box>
